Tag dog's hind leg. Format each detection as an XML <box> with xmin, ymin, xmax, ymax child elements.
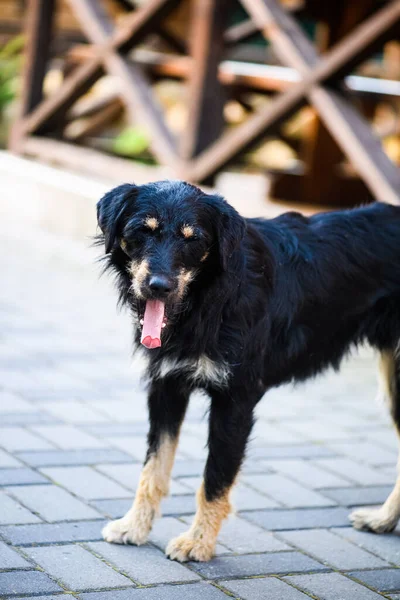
<box><xmin>350</xmin><ymin>348</ymin><xmax>400</xmax><ymax>533</ymax></box>
<box><xmin>102</xmin><ymin>376</ymin><xmax>190</xmax><ymax>545</ymax></box>
<box><xmin>166</xmin><ymin>383</ymin><xmax>257</xmax><ymax>562</ymax></box>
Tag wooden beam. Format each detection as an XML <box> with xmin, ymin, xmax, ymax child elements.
<box><xmin>68</xmin><ymin>0</ymin><xmax>179</xmax><ymax>168</ymax></box>
<box><xmin>10</xmin><ymin>0</ymin><xmax>55</xmax><ymax>150</ymax></box>
<box><xmin>189</xmin><ymin>0</ymin><xmax>400</xmax><ymax>183</ymax></box>
<box><xmin>20</xmin><ymin>0</ymin><xmax>180</xmax><ymax>136</ymax></box>
<box><xmin>180</xmin><ymin>0</ymin><xmax>228</xmax><ymax>161</ymax></box>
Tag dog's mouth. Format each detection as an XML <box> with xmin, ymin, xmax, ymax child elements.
<box><xmin>139</xmin><ymin>300</ymin><xmax>168</xmax><ymax>349</ymax></box>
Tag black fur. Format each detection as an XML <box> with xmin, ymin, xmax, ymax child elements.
<box><xmin>97</xmin><ymin>180</ymin><xmax>400</xmax><ymax>503</ymax></box>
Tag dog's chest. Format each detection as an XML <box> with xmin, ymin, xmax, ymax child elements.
<box><xmin>153</xmin><ymin>354</ymin><xmax>230</xmax><ymax>387</ymax></box>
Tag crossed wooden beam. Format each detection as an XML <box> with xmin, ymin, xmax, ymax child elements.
<box><xmin>12</xmin><ymin>0</ymin><xmax>400</xmax><ymax>204</ymax></box>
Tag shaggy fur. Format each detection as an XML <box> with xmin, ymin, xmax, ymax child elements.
<box><xmin>97</xmin><ymin>180</ymin><xmax>400</xmax><ymax>561</ymax></box>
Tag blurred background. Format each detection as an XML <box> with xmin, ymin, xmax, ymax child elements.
<box><xmin>2</xmin><ymin>0</ymin><xmax>400</xmax><ymax>220</ymax></box>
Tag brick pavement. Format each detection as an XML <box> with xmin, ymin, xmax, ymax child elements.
<box><xmin>0</xmin><ymin>227</ymin><xmax>400</xmax><ymax>599</ymax></box>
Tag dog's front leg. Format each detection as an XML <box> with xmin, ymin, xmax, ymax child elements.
<box><xmin>102</xmin><ymin>376</ymin><xmax>190</xmax><ymax>545</ymax></box>
<box><xmin>166</xmin><ymin>385</ymin><xmax>257</xmax><ymax>562</ymax></box>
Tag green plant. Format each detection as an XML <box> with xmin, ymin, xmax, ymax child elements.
<box><xmin>0</xmin><ymin>35</ymin><xmax>23</xmax><ymax>114</ymax></box>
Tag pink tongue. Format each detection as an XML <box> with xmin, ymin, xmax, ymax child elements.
<box><xmin>141</xmin><ymin>300</ymin><xmax>165</xmax><ymax>349</ymax></box>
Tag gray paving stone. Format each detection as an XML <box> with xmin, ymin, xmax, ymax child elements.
<box><xmin>221</xmin><ymin>577</ymin><xmax>310</xmax><ymax>600</ymax></box>
<box><xmin>242</xmin><ymin>474</ymin><xmax>335</xmax><ymax>508</ymax></box>
<box><xmin>0</xmin><ymin>449</ymin><xmax>21</xmax><ymax>468</ymax></box>
<box><xmin>0</xmin><ymin>541</ymin><xmax>30</xmax><ymax>569</ymax></box>
<box><xmin>323</xmin><ymin>485</ymin><xmax>393</xmax><ymax>506</ymax></box>
<box><xmin>88</xmin><ymin>541</ymin><xmax>200</xmax><ymax>584</ymax></box>
<box><xmin>261</xmin><ymin>458</ymin><xmax>352</xmax><ymax>489</ymax></box>
<box><xmin>40</xmin><ymin>466</ymin><xmax>132</xmax><ymax>499</ymax></box>
<box><xmin>0</xmin><ymin>520</ymin><xmax>107</xmax><ymax>546</ymax></box>
<box><xmin>0</xmin><ymin>428</ymin><xmax>54</xmax><ymax>451</ymax></box>
<box><xmin>180</xmin><ymin>477</ymin><xmax>278</xmax><ymax>510</ymax></box>
<box><xmin>0</xmin><ymin>413</ymin><xmax>59</xmax><ymax>426</ymax></box>
<box><xmin>0</xmin><ymin>468</ymin><xmax>48</xmax><ymax>486</ymax></box>
<box><xmin>286</xmin><ymin>572</ymin><xmax>385</xmax><ymax>599</ymax></box>
<box><xmin>97</xmin><ymin>464</ymin><xmax>191</xmax><ymax>495</ymax></box>
<box><xmin>247</xmin><ymin>444</ymin><xmax>337</xmax><ymax>460</ymax></box>
<box><xmin>30</xmin><ymin>425</ymin><xmax>105</xmax><ymax>449</ymax></box>
<box><xmin>190</xmin><ymin>551</ymin><xmax>326</xmax><ymax>579</ymax></box>
<box><xmin>314</xmin><ymin>458</ymin><xmax>393</xmax><ymax>486</ymax></box>
<box><xmin>243</xmin><ymin>506</ymin><xmax>351</xmax><ymax>530</ymax></box>
<box><xmin>218</xmin><ymin>515</ymin><xmax>290</xmax><ymax>553</ymax></box>
<box><xmin>37</xmin><ymin>401</ymin><xmax>108</xmax><ymax>424</ymax></box>
<box><xmin>279</xmin><ymin>529</ymin><xmax>389</xmax><ymax>570</ymax></box>
<box><xmin>329</xmin><ymin>441</ymin><xmax>397</xmax><ymax>466</ymax></box>
<box><xmin>17</xmin><ymin>448</ymin><xmax>132</xmax><ymax>467</ymax></box>
<box><xmin>79</xmin><ymin>583</ymin><xmax>229</xmax><ymax>600</ymax></box>
<box><xmin>90</xmin><ymin>497</ymin><xmax>132</xmax><ymax>518</ymax></box>
<box><xmin>0</xmin><ymin>571</ymin><xmax>63</xmax><ymax>597</ymax></box>
<box><xmin>83</xmin><ymin>423</ymin><xmax>149</xmax><ymax>437</ymax></box>
<box><xmin>25</xmin><ymin>544</ymin><xmax>132</xmax><ymax>591</ymax></box>
<box><xmin>333</xmin><ymin>527</ymin><xmax>400</xmax><ymax>565</ymax></box>
<box><xmin>350</xmin><ymin>569</ymin><xmax>400</xmax><ymax>592</ymax></box>
<box><xmin>0</xmin><ymin>491</ymin><xmax>41</xmax><ymax>525</ymax></box>
<box><xmin>7</xmin><ymin>484</ymin><xmax>101</xmax><ymax>521</ymax></box>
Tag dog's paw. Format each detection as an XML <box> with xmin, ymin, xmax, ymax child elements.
<box><xmin>349</xmin><ymin>507</ymin><xmax>398</xmax><ymax>533</ymax></box>
<box><xmin>166</xmin><ymin>532</ymin><xmax>214</xmax><ymax>562</ymax></box>
<box><xmin>102</xmin><ymin>517</ymin><xmax>149</xmax><ymax>546</ymax></box>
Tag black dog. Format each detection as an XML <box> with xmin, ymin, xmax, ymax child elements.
<box><xmin>98</xmin><ymin>180</ymin><xmax>400</xmax><ymax>562</ymax></box>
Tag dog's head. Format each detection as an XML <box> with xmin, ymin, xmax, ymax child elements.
<box><xmin>97</xmin><ymin>180</ymin><xmax>245</xmax><ymax>348</ymax></box>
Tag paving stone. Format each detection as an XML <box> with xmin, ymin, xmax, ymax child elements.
<box><xmin>329</xmin><ymin>441</ymin><xmax>397</xmax><ymax>466</ymax></box>
<box><xmin>190</xmin><ymin>551</ymin><xmax>326</xmax><ymax>579</ymax></box>
<box><xmin>40</xmin><ymin>466</ymin><xmax>132</xmax><ymax>499</ymax></box>
<box><xmin>0</xmin><ymin>520</ymin><xmax>107</xmax><ymax>546</ymax></box>
<box><xmin>0</xmin><ymin>413</ymin><xmax>59</xmax><ymax>426</ymax></box>
<box><xmin>0</xmin><ymin>449</ymin><xmax>22</xmax><ymax>468</ymax></box>
<box><xmin>243</xmin><ymin>506</ymin><xmax>351</xmax><ymax>530</ymax></box>
<box><xmin>7</xmin><ymin>485</ymin><xmax>101</xmax><ymax>521</ymax></box>
<box><xmin>0</xmin><ymin>491</ymin><xmax>41</xmax><ymax>525</ymax></box>
<box><xmin>97</xmin><ymin>464</ymin><xmax>192</xmax><ymax>495</ymax></box>
<box><xmin>25</xmin><ymin>544</ymin><xmax>132</xmax><ymax>591</ymax></box>
<box><xmin>222</xmin><ymin>577</ymin><xmax>310</xmax><ymax>600</ymax></box>
<box><xmin>0</xmin><ymin>571</ymin><xmax>63</xmax><ymax>597</ymax></box>
<box><xmin>180</xmin><ymin>477</ymin><xmax>278</xmax><ymax>510</ymax></box>
<box><xmin>323</xmin><ymin>485</ymin><xmax>393</xmax><ymax>506</ymax></box>
<box><xmin>333</xmin><ymin>527</ymin><xmax>400</xmax><ymax>565</ymax></box>
<box><xmin>37</xmin><ymin>401</ymin><xmax>108</xmax><ymax>424</ymax></box>
<box><xmin>350</xmin><ymin>569</ymin><xmax>400</xmax><ymax>592</ymax></box>
<box><xmin>286</xmin><ymin>572</ymin><xmax>385</xmax><ymax>599</ymax></box>
<box><xmin>261</xmin><ymin>459</ymin><xmax>352</xmax><ymax>488</ymax></box>
<box><xmin>0</xmin><ymin>393</ymin><xmax>36</xmax><ymax>414</ymax></box>
<box><xmin>217</xmin><ymin>515</ymin><xmax>290</xmax><ymax>553</ymax></box>
<box><xmin>30</xmin><ymin>425</ymin><xmax>105</xmax><ymax>449</ymax></box>
<box><xmin>246</xmin><ymin>444</ymin><xmax>337</xmax><ymax>460</ymax></box>
<box><xmin>0</xmin><ymin>541</ymin><xmax>30</xmax><ymax>569</ymax></box>
<box><xmin>279</xmin><ymin>529</ymin><xmax>389</xmax><ymax>570</ymax></box>
<box><xmin>79</xmin><ymin>583</ymin><xmax>229</xmax><ymax>600</ymax></box>
<box><xmin>105</xmin><ymin>436</ymin><xmax>149</xmax><ymax>461</ymax></box>
<box><xmin>88</xmin><ymin>541</ymin><xmax>200</xmax><ymax>584</ymax></box>
<box><xmin>83</xmin><ymin>423</ymin><xmax>149</xmax><ymax>437</ymax></box>
<box><xmin>17</xmin><ymin>448</ymin><xmax>132</xmax><ymax>467</ymax></box>
<box><xmin>314</xmin><ymin>458</ymin><xmax>393</xmax><ymax>486</ymax></box>
<box><xmin>242</xmin><ymin>474</ymin><xmax>335</xmax><ymax>508</ymax></box>
<box><xmin>0</xmin><ymin>468</ymin><xmax>48</xmax><ymax>486</ymax></box>
<box><xmin>0</xmin><ymin>428</ymin><xmax>54</xmax><ymax>451</ymax></box>
<box><xmin>90</xmin><ymin>498</ymin><xmax>132</xmax><ymax>518</ymax></box>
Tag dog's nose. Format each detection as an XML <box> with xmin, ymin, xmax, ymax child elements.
<box><xmin>148</xmin><ymin>275</ymin><xmax>172</xmax><ymax>295</ymax></box>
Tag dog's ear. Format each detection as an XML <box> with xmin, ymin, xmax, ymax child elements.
<box><xmin>97</xmin><ymin>184</ymin><xmax>137</xmax><ymax>254</ymax></box>
<box><xmin>203</xmin><ymin>193</ymin><xmax>246</xmax><ymax>270</ymax></box>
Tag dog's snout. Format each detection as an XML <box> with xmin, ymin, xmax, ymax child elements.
<box><xmin>148</xmin><ymin>275</ymin><xmax>172</xmax><ymax>295</ymax></box>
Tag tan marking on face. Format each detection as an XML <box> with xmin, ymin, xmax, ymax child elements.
<box><xmin>144</xmin><ymin>217</ymin><xmax>159</xmax><ymax>231</ymax></box>
<box><xmin>177</xmin><ymin>268</ymin><xmax>194</xmax><ymax>299</ymax></box>
<box><xmin>120</xmin><ymin>239</ymin><xmax>127</xmax><ymax>252</ymax></box>
<box><xmin>166</xmin><ymin>480</ymin><xmax>232</xmax><ymax>561</ymax></box>
<box><xmin>129</xmin><ymin>259</ymin><xmax>149</xmax><ymax>298</ymax></box>
<box><xmin>102</xmin><ymin>434</ymin><xmax>179</xmax><ymax>545</ymax></box>
<box><xmin>182</xmin><ymin>225</ymin><xmax>194</xmax><ymax>239</ymax></box>
<box><xmin>200</xmin><ymin>251</ymin><xmax>209</xmax><ymax>262</ymax></box>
